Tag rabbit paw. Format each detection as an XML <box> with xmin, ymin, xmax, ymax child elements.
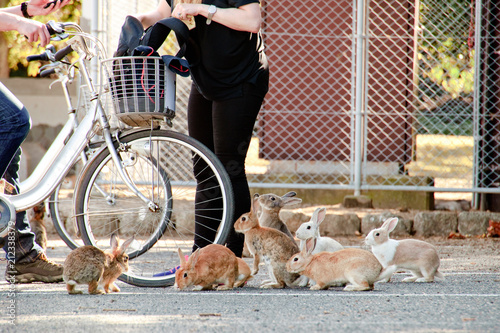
<box><xmin>402</xmin><ymin>276</ymin><xmax>419</xmax><ymax>283</ymax></box>
<box><xmin>216</xmin><ymin>284</ymin><xmax>233</xmax><ymax>291</ymax></box>
<box><xmin>415</xmin><ymin>277</ymin><xmax>434</xmax><ymax>283</ymax></box>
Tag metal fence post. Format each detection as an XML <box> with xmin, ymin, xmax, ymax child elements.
<box><xmin>472</xmin><ymin>0</ymin><xmax>483</xmax><ymax>209</ymax></box>
<box><xmin>354</xmin><ymin>0</ymin><xmax>366</xmax><ymax>196</ymax></box>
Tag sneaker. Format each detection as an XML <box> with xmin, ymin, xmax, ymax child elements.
<box><xmin>153</xmin><ymin>265</ymin><xmax>180</xmax><ymax>277</ymax></box>
<box><xmin>153</xmin><ymin>255</ymin><xmax>189</xmax><ymax>277</ymax></box>
<box><xmin>5</xmin><ymin>253</ymin><xmax>63</xmax><ymax>284</ymax></box>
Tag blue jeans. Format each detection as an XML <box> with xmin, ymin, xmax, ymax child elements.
<box><xmin>1</xmin><ymin>82</ymin><xmax>41</xmax><ymax>263</ymax></box>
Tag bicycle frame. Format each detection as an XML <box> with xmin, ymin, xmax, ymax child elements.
<box><xmin>4</xmin><ymin>23</ymin><xmax>159</xmax><ymax>213</ymax></box>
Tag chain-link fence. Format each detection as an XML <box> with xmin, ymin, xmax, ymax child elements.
<box><xmin>93</xmin><ymin>0</ymin><xmax>499</xmax><ymax>208</ymax></box>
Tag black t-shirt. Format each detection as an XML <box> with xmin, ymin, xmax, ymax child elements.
<box><xmin>166</xmin><ymin>0</ymin><xmax>268</xmax><ymax>100</ymax></box>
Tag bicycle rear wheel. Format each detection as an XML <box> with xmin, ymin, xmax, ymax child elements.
<box><xmin>49</xmin><ymin>181</ymin><xmax>83</xmax><ymax>250</ymax></box>
<box><xmin>49</xmin><ymin>144</ymin><xmax>102</xmax><ymax>250</ymax></box>
<box><xmin>74</xmin><ymin>129</ymin><xmax>234</xmax><ymax>287</ymax></box>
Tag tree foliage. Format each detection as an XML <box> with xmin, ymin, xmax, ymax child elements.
<box><xmin>419</xmin><ymin>0</ymin><xmax>474</xmax><ymax>98</ymax></box>
<box><xmin>4</xmin><ymin>0</ymin><xmax>82</xmax><ymax>77</ymax></box>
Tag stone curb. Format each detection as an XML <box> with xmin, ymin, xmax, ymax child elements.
<box><xmin>33</xmin><ymin>205</ymin><xmax>500</xmax><ymax>240</ymax></box>
<box><xmin>280</xmin><ymin>207</ymin><xmax>500</xmax><ymax>238</ymax></box>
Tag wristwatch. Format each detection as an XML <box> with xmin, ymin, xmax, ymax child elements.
<box><xmin>206</xmin><ymin>5</ymin><xmax>217</xmax><ymax>25</ymax></box>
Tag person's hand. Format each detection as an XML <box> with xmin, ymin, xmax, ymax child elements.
<box><xmin>18</xmin><ymin>18</ymin><xmax>51</xmax><ymax>47</ymax></box>
<box><xmin>172</xmin><ymin>3</ymin><xmax>202</xmax><ymax>21</ymax></box>
<box><xmin>25</xmin><ymin>0</ymin><xmax>72</xmax><ymax>17</ymax></box>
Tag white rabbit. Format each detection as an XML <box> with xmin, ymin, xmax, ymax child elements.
<box><xmin>365</xmin><ymin>217</ymin><xmax>445</xmax><ymax>283</ymax></box>
<box><xmin>294</xmin><ymin>207</ymin><xmax>344</xmax><ymax>287</ymax></box>
<box><xmin>295</xmin><ymin>207</ymin><xmax>344</xmax><ymax>253</ymax></box>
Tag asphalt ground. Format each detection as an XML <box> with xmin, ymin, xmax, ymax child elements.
<box><xmin>1</xmin><ymin>236</ymin><xmax>499</xmax><ymax>332</ymax></box>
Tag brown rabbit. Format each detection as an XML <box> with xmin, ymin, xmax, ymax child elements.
<box><xmin>29</xmin><ymin>203</ymin><xmax>47</xmax><ymax>250</ymax></box>
<box><xmin>63</xmin><ymin>234</ymin><xmax>134</xmax><ymax>295</ymax></box>
<box><xmin>174</xmin><ymin>244</ymin><xmax>239</xmax><ymax>291</ymax></box>
<box><xmin>235</xmin><ymin>257</ymin><xmax>253</xmax><ymax>288</ymax></box>
<box><xmin>234</xmin><ymin>196</ymin><xmax>301</xmax><ymax>289</ymax></box>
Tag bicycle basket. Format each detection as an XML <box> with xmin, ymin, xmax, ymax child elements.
<box><xmin>102</xmin><ymin>56</ymin><xmax>176</xmax><ymax>127</ymax></box>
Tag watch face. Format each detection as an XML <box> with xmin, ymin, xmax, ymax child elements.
<box><xmin>209</xmin><ymin>5</ymin><xmax>217</xmax><ymax>14</ymax></box>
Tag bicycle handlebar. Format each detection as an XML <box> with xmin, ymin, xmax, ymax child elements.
<box><xmin>40</xmin><ymin>68</ymin><xmax>56</xmax><ymax>77</ymax></box>
<box><xmin>54</xmin><ymin>45</ymin><xmax>74</xmax><ymax>61</ymax></box>
<box><xmin>27</xmin><ymin>53</ymin><xmax>49</xmax><ymax>62</ymax></box>
<box><xmin>27</xmin><ymin>44</ymin><xmax>73</xmax><ymax>64</ymax></box>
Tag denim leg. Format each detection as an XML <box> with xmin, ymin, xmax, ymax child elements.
<box><xmin>0</xmin><ymin>82</ymin><xmax>31</xmax><ymax>178</ymax></box>
<box><xmin>2</xmin><ymin>150</ymin><xmax>42</xmax><ymax>264</ymax></box>
<box><xmin>0</xmin><ymin>82</ymin><xmax>40</xmax><ymax>263</ymax></box>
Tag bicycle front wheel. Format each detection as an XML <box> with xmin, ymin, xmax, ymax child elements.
<box><xmin>74</xmin><ymin>129</ymin><xmax>234</xmax><ymax>287</ymax></box>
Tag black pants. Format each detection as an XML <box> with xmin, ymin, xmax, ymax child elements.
<box><xmin>188</xmin><ymin>78</ymin><xmax>268</xmax><ymax>257</ymax></box>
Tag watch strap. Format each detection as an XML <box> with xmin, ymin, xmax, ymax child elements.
<box><xmin>21</xmin><ymin>2</ymin><xmax>33</xmax><ymax>18</ymax></box>
<box><xmin>206</xmin><ymin>5</ymin><xmax>217</xmax><ymax>25</ymax></box>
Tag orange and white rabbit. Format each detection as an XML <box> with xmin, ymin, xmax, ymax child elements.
<box><xmin>287</xmin><ymin>238</ymin><xmax>385</xmax><ymax>291</ymax></box>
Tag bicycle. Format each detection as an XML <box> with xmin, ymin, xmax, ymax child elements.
<box><xmin>0</xmin><ymin>21</ymin><xmax>234</xmax><ymax>287</ymax></box>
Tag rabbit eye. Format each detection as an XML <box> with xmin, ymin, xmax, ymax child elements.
<box><xmin>270</xmin><ymin>196</ymin><xmax>276</xmax><ymax>201</ymax></box>
<box><xmin>375</xmin><ymin>232</ymin><xmax>380</xmax><ymax>237</ymax></box>
<box><xmin>123</xmin><ymin>255</ymin><xmax>129</xmax><ymax>262</ymax></box>
<box><xmin>307</xmin><ymin>226</ymin><xmax>311</xmax><ymax>230</ymax></box>
<box><xmin>242</xmin><ymin>217</ymin><xmax>247</xmax><ymax>222</ymax></box>
<box><xmin>183</xmin><ymin>272</ymin><xmax>188</xmax><ymax>278</ymax></box>
<box><xmin>293</xmin><ymin>257</ymin><xmax>298</xmax><ymax>262</ymax></box>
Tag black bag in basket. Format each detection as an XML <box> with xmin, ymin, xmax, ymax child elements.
<box><xmin>110</xmin><ymin>16</ymin><xmax>191</xmax><ymax>127</ymax></box>
<box><xmin>112</xmin><ymin>46</ymin><xmax>166</xmax><ymax>126</ymax></box>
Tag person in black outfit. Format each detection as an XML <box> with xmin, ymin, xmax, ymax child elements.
<box><xmin>136</xmin><ymin>0</ymin><xmax>268</xmax><ymax>257</ymax></box>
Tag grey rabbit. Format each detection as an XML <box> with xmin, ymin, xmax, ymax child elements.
<box><xmin>254</xmin><ymin>191</ymin><xmax>302</xmax><ymax>243</ymax></box>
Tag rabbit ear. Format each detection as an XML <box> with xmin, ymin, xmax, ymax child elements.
<box><xmin>282</xmin><ymin>191</ymin><xmax>297</xmax><ymax>198</ymax></box>
<box><xmin>312</xmin><ymin>208</ymin><xmax>326</xmax><ymax>225</ymax></box>
<box><xmin>281</xmin><ymin>196</ymin><xmax>302</xmax><ymax>207</ymax></box>
<box><xmin>252</xmin><ymin>195</ymin><xmax>261</xmax><ymax>215</ymax></box>
<box><xmin>382</xmin><ymin>218</ymin><xmax>399</xmax><ymax>232</ymax></box>
<box><xmin>110</xmin><ymin>233</ymin><xmax>119</xmax><ymax>250</ymax></box>
<box><xmin>191</xmin><ymin>248</ymin><xmax>201</xmax><ymax>266</ymax></box>
<box><xmin>305</xmin><ymin>237</ymin><xmax>316</xmax><ymax>255</ymax></box>
<box><xmin>120</xmin><ymin>237</ymin><xmax>135</xmax><ymax>253</ymax></box>
<box><xmin>177</xmin><ymin>248</ymin><xmax>187</xmax><ymax>265</ymax></box>
<box><xmin>253</xmin><ymin>193</ymin><xmax>260</xmax><ymax>199</ymax></box>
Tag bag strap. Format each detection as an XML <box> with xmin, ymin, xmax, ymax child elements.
<box><xmin>141</xmin><ymin>17</ymin><xmax>190</xmax><ymax>58</ymax></box>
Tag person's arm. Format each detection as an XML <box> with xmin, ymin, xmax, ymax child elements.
<box><xmin>0</xmin><ymin>13</ymin><xmax>51</xmax><ymax>45</ymax></box>
<box><xmin>135</xmin><ymin>0</ymin><xmax>172</xmax><ymax>29</ymax></box>
<box><xmin>173</xmin><ymin>2</ymin><xmax>262</xmax><ymax>33</ymax></box>
<box><xmin>0</xmin><ymin>0</ymin><xmax>71</xmax><ymax>47</ymax></box>
<box><xmin>135</xmin><ymin>1</ymin><xmax>262</xmax><ymax>33</ymax></box>
<box><xmin>0</xmin><ymin>0</ymin><xmax>70</xmax><ymax>17</ymax></box>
